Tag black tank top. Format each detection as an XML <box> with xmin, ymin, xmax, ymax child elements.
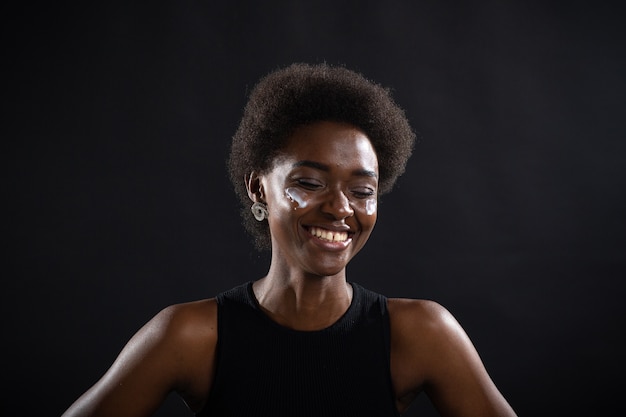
<box><xmin>196</xmin><ymin>281</ymin><xmax>399</xmax><ymax>417</ymax></box>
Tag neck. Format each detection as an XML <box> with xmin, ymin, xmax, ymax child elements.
<box><xmin>252</xmin><ymin>269</ymin><xmax>353</xmax><ymax>331</ymax></box>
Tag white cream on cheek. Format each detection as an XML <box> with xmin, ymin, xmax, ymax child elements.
<box><xmin>286</xmin><ymin>186</ymin><xmax>377</xmax><ymax>216</ymax></box>
<box><xmin>365</xmin><ymin>198</ymin><xmax>377</xmax><ymax>216</ymax></box>
<box><xmin>285</xmin><ymin>187</ymin><xmax>309</xmax><ymax>209</ymax></box>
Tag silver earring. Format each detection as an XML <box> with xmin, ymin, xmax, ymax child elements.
<box><xmin>251</xmin><ymin>202</ymin><xmax>268</xmax><ymax>221</ymax></box>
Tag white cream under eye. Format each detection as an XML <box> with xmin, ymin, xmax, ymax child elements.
<box><xmin>285</xmin><ymin>187</ymin><xmax>309</xmax><ymax>209</ymax></box>
<box><xmin>365</xmin><ymin>198</ymin><xmax>377</xmax><ymax>215</ymax></box>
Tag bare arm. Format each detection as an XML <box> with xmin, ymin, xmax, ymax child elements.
<box><xmin>389</xmin><ymin>299</ymin><xmax>517</xmax><ymax>417</ymax></box>
<box><xmin>62</xmin><ymin>299</ymin><xmax>217</xmax><ymax>417</ymax></box>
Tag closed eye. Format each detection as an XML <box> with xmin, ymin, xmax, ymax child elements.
<box><xmin>297</xmin><ymin>179</ymin><xmax>323</xmax><ymax>189</ymax></box>
<box><xmin>352</xmin><ymin>188</ymin><xmax>376</xmax><ymax>198</ymax></box>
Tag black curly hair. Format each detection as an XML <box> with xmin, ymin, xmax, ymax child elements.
<box><xmin>228</xmin><ymin>62</ymin><xmax>416</xmax><ymax>250</ymax></box>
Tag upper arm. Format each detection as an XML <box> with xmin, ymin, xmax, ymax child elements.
<box><xmin>62</xmin><ymin>299</ymin><xmax>218</xmax><ymax>417</ymax></box>
<box><xmin>389</xmin><ymin>299</ymin><xmax>517</xmax><ymax>417</ymax></box>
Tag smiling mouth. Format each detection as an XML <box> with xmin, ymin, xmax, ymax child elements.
<box><xmin>308</xmin><ymin>226</ymin><xmax>350</xmax><ymax>243</ymax></box>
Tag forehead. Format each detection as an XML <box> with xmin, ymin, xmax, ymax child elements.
<box><xmin>276</xmin><ymin>121</ymin><xmax>378</xmax><ymax>171</ymax></box>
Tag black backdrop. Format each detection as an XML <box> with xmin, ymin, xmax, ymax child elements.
<box><xmin>5</xmin><ymin>2</ymin><xmax>625</xmax><ymax>416</ymax></box>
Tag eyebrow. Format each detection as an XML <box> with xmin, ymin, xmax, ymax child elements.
<box><xmin>292</xmin><ymin>160</ymin><xmax>378</xmax><ymax>179</ymax></box>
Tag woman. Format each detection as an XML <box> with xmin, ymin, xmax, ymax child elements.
<box><xmin>62</xmin><ymin>63</ymin><xmax>517</xmax><ymax>416</ymax></box>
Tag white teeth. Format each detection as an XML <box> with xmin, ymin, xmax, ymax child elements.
<box><xmin>309</xmin><ymin>227</ymin><xmax>348</xmax><ymax>242</ymax></box>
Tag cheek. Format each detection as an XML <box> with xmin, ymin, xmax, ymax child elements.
<box><xmin>354</xmin><ymin>198</ymin><xmax>377</xmax><ymax>230</ymax></box>
<box><xmin>353</xmin><ymin>197</ymin><xmax>377</xmax><ymax>217</ymax></box>
<box><xmin>284</xmin><ymin>187</ymin><xmax>378</xmax><ymax>221</ymax></box>
<box><xmin>364</xmin><ymin>198</ymin><xmax>377</xmax><ymax>216</ymax></box>
<box><xmin>285</xmin><ymin>187</ymin><xmax>310</xmax><ymax>209</ymax></box>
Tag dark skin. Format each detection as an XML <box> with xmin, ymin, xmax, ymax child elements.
<box><xmin>62</xmin><ymin>121</ymin><xmax>517</xmax><ymax>417</ymax></box>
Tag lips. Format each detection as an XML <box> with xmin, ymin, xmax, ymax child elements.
<box><xmin>308</xmin><ymin>226</ymin><xmax>350</xmax><ymax>243</ymax></box>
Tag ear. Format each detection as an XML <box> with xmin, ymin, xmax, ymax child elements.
<box><xmin>245</xmin><ymin>171</ymin><xmax>265</xmax><ymax>203</ymax></box>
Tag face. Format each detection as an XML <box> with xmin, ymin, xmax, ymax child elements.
<box><xmin>256</xmin><ymin>120</ymin><xmax>379</xmax><ymax>277</ymax></box>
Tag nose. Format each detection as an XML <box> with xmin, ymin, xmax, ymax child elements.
<box><xmin>322</xmin><ymin>189</ymin><xmax>354</xmax><ymax>219</ymax></box>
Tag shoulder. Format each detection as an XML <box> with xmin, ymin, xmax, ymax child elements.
<box><xmin>386</xmin><ymin>298</ymin><xmax>474</xmax><ymax>384</ymax></box>
<box><xmin>387</xmin><ymin>298</ymin><xmax>518</xmax><ymax>416</ymax></box>
<box><xmin>151</xmin><ymin>298</ymin><xmax>218</xmax><ymax>341</ymax></box>
<box><xmin>141</xmin><ymin>298</ymin><xmax>219</xmax><ymax>380</ymax></box>
<box><xmin>124</xmin><ymin>298</ymin><xmax>219</xmax><ymax>372</ymax></box>
<box><xmin>138</xmin><ymin>298</ymin><xmax>219</xmax><ymax>411</ymax></box>
<box><xmin>387</xmin><ymin>297</ymin><xmax>460</xmax><ymax>339</ymax></box>
<box><xmin>61</xmin><ymin>298</ymin><xmax>220</xmax><ymax>417</ymax></box>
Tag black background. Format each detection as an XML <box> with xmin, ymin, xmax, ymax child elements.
<box><xmin>5</xmin><ymin>2</ymin><xmax>625</xmax><ymax>416</ymax></box>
